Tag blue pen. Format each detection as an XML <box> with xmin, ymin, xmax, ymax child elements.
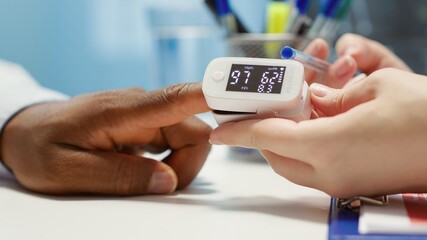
<box><xmin>287</xmin><ymin>0</ymin><xmax>313</xmax><ymax>33</ymax></box>
<box><xmin>299</xmin><ymin>0</ymin><xmax>341</xmax><ymax>48</ymax></box>
<box><xmin>296</xmin><ymin>0</ymin><xmax>312</xmax><ymax>14</ymax></box>
<box><xmin>318</xmin><ymin>0</ymin><xmax>352</xmax><ymax>42</ymax></box>
<box><xmin>281</xmin><ymin>46</ymin><xmax>330</xmax><ymax>73</ymax></box>
<box><xmin>323</xmin><ymin>0</ymin><xmax>341</xmax><ymax>19</ymax></box>
<box><xmin>305</xmin><ymin>0</ymin><xmax>341</xmax><ymax>37</ymax></box>
<box><xmin>205</xmin><ymin>0</ymin><xmax>248</xmax><ymax>33</ymax></box>
<box><xmin>214</xmin><ymin>0</ymin><xmax>238</xmax><ymax>36</ymax></box>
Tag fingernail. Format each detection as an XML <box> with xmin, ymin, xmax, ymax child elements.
<box><xmin>208</xmin><ymin>137</ymin><xmax>223</xmax><ymax>145</ymax></box>
<box><xmin>344</xmin><ymin>45</ymin><xmax>360</xmax><ymax>56</ymax></box>
<box><xmin>334</xmin><ymin>55</ymin><xmax>355</xmax><ymax>79</ymax></box>
<box><xmin>148</xmin><ymin>168</ymin><xmax>177</xmax><ymax>194</ymax></box>
<box><xmin>305</xmin><ymin>38</ymin><xmax>321</xmax><ymax>55</ymax></box>
<box><xmin>343</xmin><ymin>73</ymin><xmax>367</xmax><ymax>88</ymax></box>
<box><xmin>310</xmin><ymin>83</ymin><xmax>332</xmax><ymax>98</ymax></box>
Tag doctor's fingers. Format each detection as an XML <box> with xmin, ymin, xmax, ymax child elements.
<box><xmin>310</xmin><ymin>70</ymin><xmax>387</xmax><ymax>117</ymax></box>
<box><xmin>303</xmin><ymin>39</ymin><xmax>357</xmax><ymax>88</ymax></box>
<box><xmin>336</xmin><ymin>34</ymin><xmax>411</xmax><ymax>73</ymax></box>
<box><xmin>303</xmin><ymin>38</ymin><xmax>329</xmax><ymax>83</ymax></box>
<box><xmin>210</xmin><ymin>118</ymin><xmax>338</xmax><ymax>164</ymax></box>
<box><xmin>260</xmin><ymin>150</ymin><xmax>316</xmax><ymax>188</ymax></box>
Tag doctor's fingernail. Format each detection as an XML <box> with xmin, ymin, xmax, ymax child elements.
<box><xmin>209</xmin><ymin>137</ymin><xmax>223</xmax><ymax>145</ymax></box>
<box><xmin>208</xmin><ymin>138</ymin><xmax>223</xmax><ymax>145</ymax></box>
<box><xmin>334</xmin><ymin>55</ymin><xmax>355</xmax><ymax>79</ymax></box>
<box><xmin>148</xmin><ymin>168</ymin><xmax>177</xmax><ymax>194</ymax></box>
<box><xmin>310</xmin><ymin>83</ymin><xmax>332</xmax><ymax>98</ymax></box>
<box><xmin>305</xmin><ymin>39</ymin><xmax>321</xmax><ymax>55</ymax></box>
<box><xmin>344</xmin><ymin>45</ymin><xmax>361</xmax><ymax>56</ymax></box>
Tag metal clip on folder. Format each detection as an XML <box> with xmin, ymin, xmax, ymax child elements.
<box><xmin>337</xmin><ymin>195</ymin><xmax>389</xmax><ymax>210</ymax></box>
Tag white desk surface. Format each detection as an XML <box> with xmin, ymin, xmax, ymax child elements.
<box><xmin>0</xmin><ymin>145</ymin><xmax>330</xmax><ymax>240</ymax></box>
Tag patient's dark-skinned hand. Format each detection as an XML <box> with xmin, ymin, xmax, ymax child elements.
<box><xmin>0</xmin><ymin>83</ymin><xmax>211</xmax><ymax>196</ymax></box>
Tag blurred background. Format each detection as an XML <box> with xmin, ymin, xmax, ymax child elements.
<box><xmin>0</xmin><ymin>0</ymin><xmax>426</xmax><ymax>96</ymax></box>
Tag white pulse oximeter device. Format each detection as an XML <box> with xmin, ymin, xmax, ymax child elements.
<box><xmin>202</xmin><ymin>57</ymin><xmax>312</xmax><ymax>125</ymax></box>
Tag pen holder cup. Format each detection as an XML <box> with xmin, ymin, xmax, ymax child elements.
<box><xmin>227</xmin><ymin>33</ymin><xmax>307</xmax><ymax>59</ymax></box>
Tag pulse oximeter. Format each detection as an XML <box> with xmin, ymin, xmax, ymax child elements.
<box><xmin>202</xmin><ymin>57</ymin><xmax>312</xmax><ymax>125</ymax></box>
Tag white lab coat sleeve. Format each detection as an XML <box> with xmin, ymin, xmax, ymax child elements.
<box><xmin>0</xmin><ymin>60</ymin><xmax>69</xmax><ymax>178</ymax></box>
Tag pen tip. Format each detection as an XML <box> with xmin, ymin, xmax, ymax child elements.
<box><xmin>281</xmin><ymin>46</ymin><xmax>295</xmax><ymax>59</ymax></box>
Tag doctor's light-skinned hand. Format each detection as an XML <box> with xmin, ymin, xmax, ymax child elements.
<box><xmin>0</xmin><ymin>83</ymin><xmax>211</xmax><ymax>196</ymax></box>
<box><xmin>210</xmin><ymin>68</ymin><xmax>427</xmax><ymax>198</ymax></box>
<box><xmin>302</xmin><ymin>33</ymin><xmax>412</xmax><ymax>88</ymax></box>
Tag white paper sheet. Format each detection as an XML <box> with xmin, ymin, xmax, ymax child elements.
<box><xmin>360</xmin><ymin>194</ymin><xmax>427</xmax><ymax>234</ymax></box>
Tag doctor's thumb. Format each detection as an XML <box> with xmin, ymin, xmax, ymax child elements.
<box><xmin>310</xmin><ymin>82</ymin><xmax>374</xmax><ymax>117</ymax></box>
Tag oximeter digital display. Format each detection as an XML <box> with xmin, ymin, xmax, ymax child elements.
<box><xmin>202</xmin><ymin>57</ymin><xmax>312</xmax><ymax>125</ymax></box>
<box><xmin>225</xmin><ymin>64</ymin><xmax>285</xmax><ymax>94</ymax></box>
